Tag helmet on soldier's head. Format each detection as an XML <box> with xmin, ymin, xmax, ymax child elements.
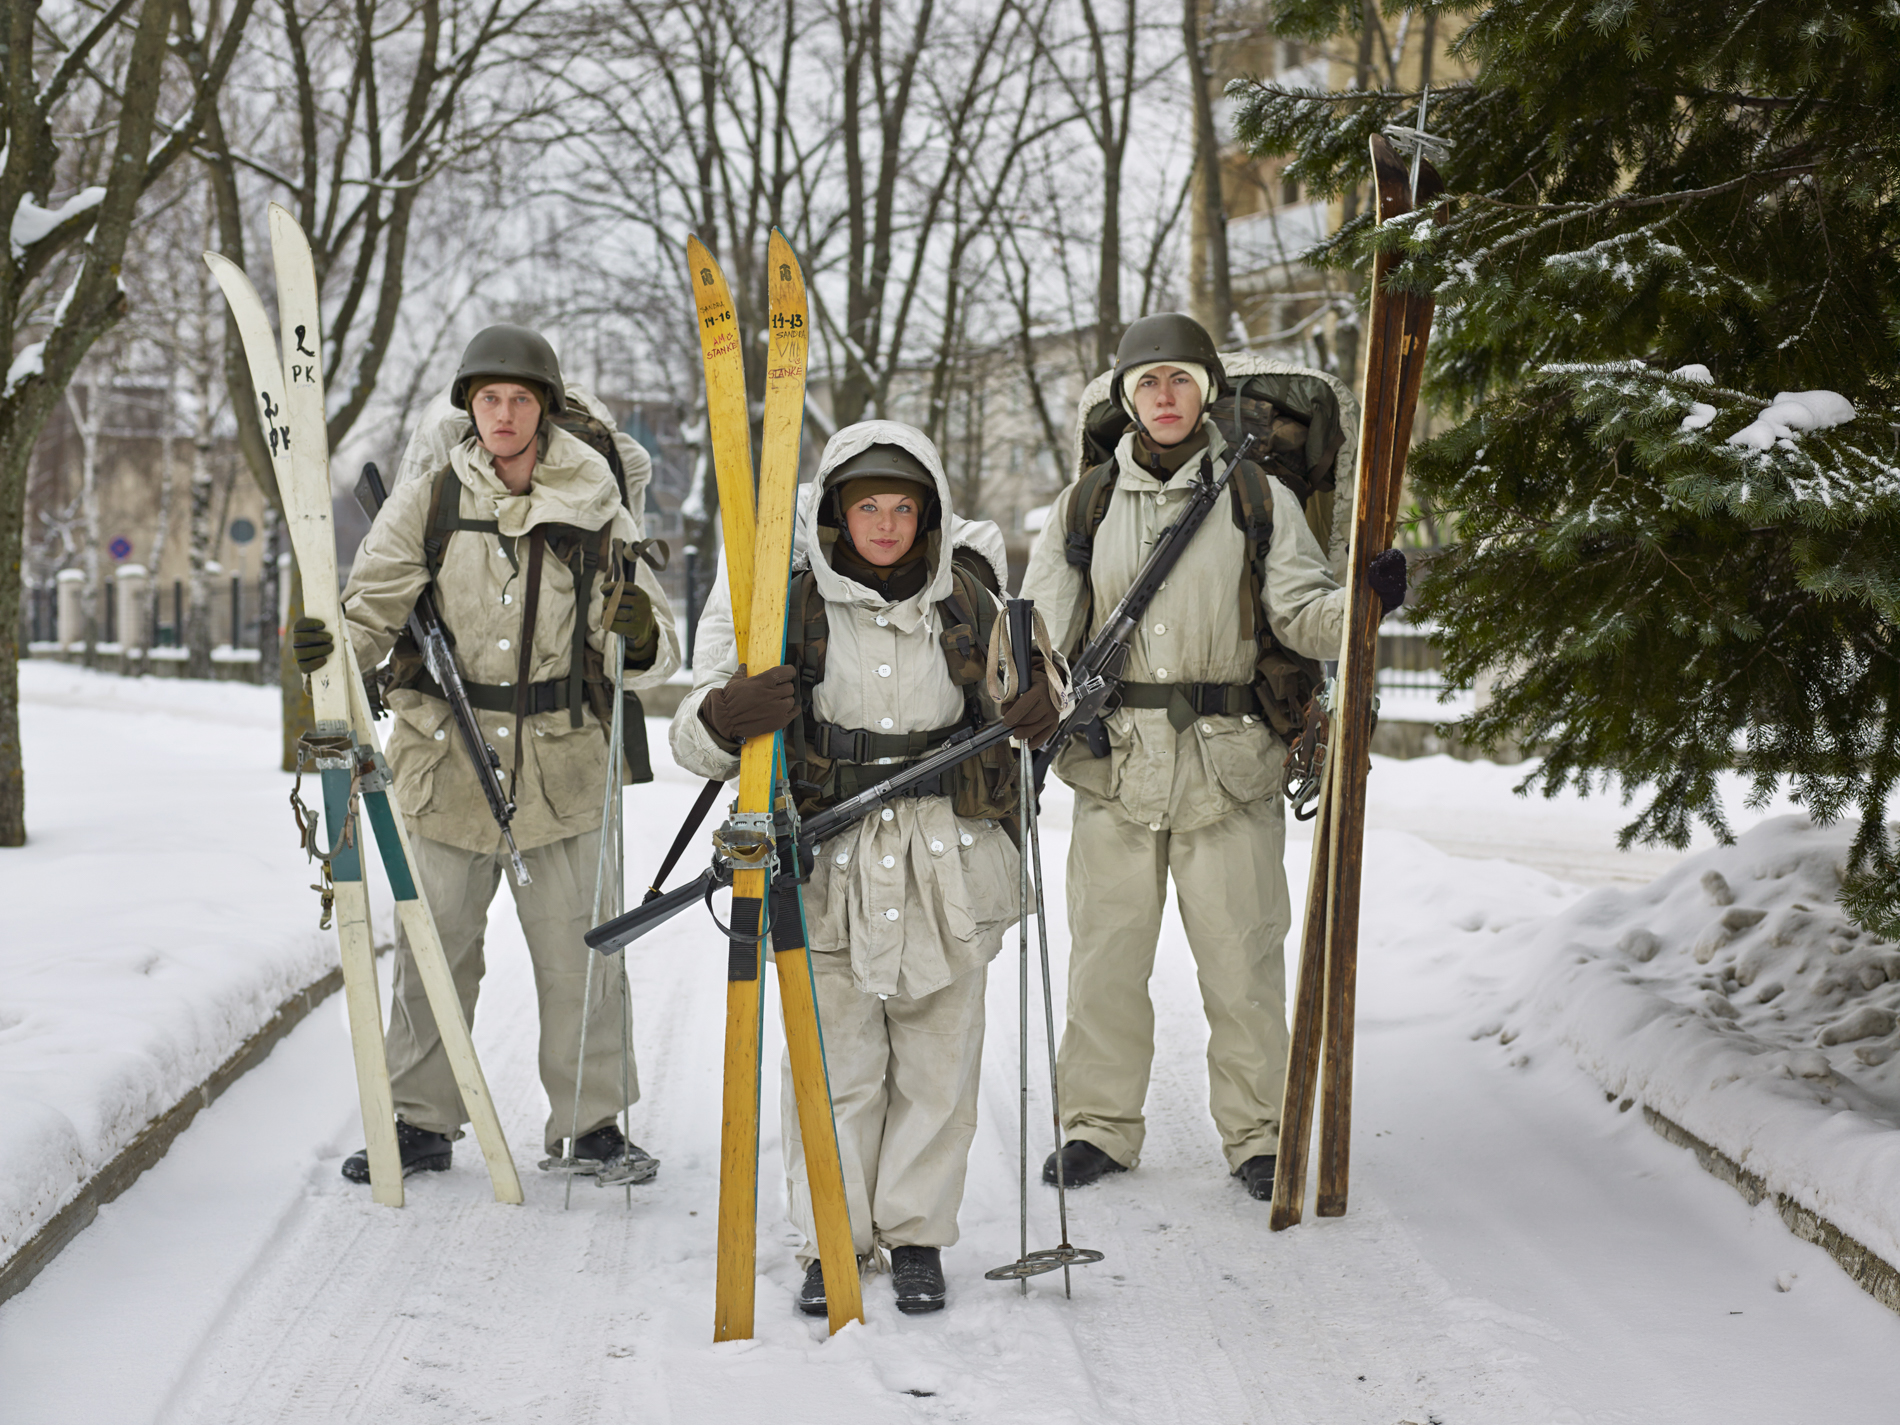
<box><xmin>451</xmin><ymin>324</ymin><xmax>568</xmax><ymax>416</ymax></box>
<box><xmin>819</xmin><ymin>444</ymin><xmax>940</xmax><ymax>533</ymax></box>
<box><xmin>1109</xmin><ymin>313</ymin><xmax>1226</xmax><ymax>419</ymax></box>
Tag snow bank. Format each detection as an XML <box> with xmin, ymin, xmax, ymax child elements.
<box><xmin>0</xmin><ymin>664</ymin><xmax>391</xmax><ymax>1267</ymax></box>
<box><xmin>1499</xmin><ymin>816</ymin><xmax>1900</xmax><ymax>1269</ymax></box>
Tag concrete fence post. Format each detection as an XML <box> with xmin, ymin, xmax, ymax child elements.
<box><xmin>116</xmin><ymin>565</ymin><xmax>150</xmax><ymax>654</ymax></box>
<box><xmin>55</xmin><ymin>569</ymin><xmax>86</xmax><ymax>647</ymax></box>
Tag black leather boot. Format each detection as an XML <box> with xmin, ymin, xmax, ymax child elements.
<box><xmin>1233</xmin><ymin>1153</ymin><xmax>1276</xmax><ymax>1200</ymax></box>
<box><xmin>1041</xmin><ymin>1138</ymin><xmax>1128</xmax><ymax>1188</ymax></box>
<box><xmin>890</xmin><ymin>1246</ymin><xmax>945</xmax><ymax>1313</ymax></box>
<box><xmin>341</xmin><ymin>1121</ymin><xmax>452</xmax><ymax>1183</ymax></box>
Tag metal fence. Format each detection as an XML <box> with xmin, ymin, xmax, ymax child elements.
<box><xmin>21</xmin><ymin>573</ymin><xmax>280</xmax><ymax>679</ymax></box>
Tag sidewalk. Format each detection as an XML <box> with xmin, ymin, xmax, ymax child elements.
<box><xmin>0</xmin><ymin>663</ymin><xmax>389</xmax><ymax>1280</ymax></box>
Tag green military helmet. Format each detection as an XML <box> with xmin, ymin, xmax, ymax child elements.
<box><xmin>820</xmin><ymin>443</ymin><xmax>940</xmax><ymax>531</ymax></box>
<box><xmin>450</xmin><ymin>324</ymin><xmax>568</xmax><ymax>416</ymax></box>
<box><xmin>1109</xmin><ymin>312</ymin><xmax>1226</xmax><ymax>416</ymax></box>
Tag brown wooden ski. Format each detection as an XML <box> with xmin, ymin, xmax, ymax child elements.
<box><xmin>1274</xmin><ymin>132</ymin><xmax>1445</xmax><ymax>1228</ymax></box>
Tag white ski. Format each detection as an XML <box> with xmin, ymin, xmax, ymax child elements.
<box><xmin>203</xmin><ymin>204</ymin><xmax>522</xmax><ymax>1207</ymax></box>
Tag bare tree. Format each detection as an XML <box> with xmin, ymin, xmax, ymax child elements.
<box><xmin>186</xmin><ymin>0</ymin><xmax>558</xmax><ymax>764</ymax></box>
<box><xmin>1182</xmin><ymin>0</ymin><xmax>1231</xmax><ymax>340</ymax></box>
<box><xmin>2</xmin><ymin>0</ymin><xmax>258</xmax><ymax>844</ymax></box>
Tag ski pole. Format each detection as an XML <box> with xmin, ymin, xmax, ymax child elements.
<box><xmin>985</xmin><ymin>599</ymin><xmax>1103</xmax><ymax>1293</ymax></box>
<box><xmin>569</xmin><ymin>630</ymin><xmax>627</xmax><ymax>1208</ymax></box>
<box><xmin>1014</xmin><ymin>608</ymin><xmax>1033</xmax><ymax>1298</ymax></box>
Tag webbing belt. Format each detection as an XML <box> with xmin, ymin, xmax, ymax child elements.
<box><xmin>809</xmin><ymin>718</ymin><xmax>961</xmax><ymax>765</ymax></box>
<box><xmin>1117</xmin><ymin>681</ymin><xmax>1256</xmax><ymax>717</ymax></box>
<box><xmin>413</xmin><ymin>670</ymin><xmax>575</xmax><ymax>716</ymax></box>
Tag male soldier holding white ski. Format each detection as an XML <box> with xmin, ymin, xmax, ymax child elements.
<box><xmin>1020</xmin><ymin>313</ymin><xmax>1405</xmax><ymax>1200</ymax></box>
<box><xmin>671</xmin><ymin>421</ymin><xmax>1057</xmax><ymax>1314</ymax></box>
<box><xmin>292</xmin><ymin>325</ymin><xmax>681</xmax><ymax>1184</ymax></box>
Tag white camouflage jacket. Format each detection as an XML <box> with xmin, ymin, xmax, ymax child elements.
<box><xmin>1019</xmin><ymin>419</ymin><xmax>1347</xmax><ymax>834</ymax></box>
<box><xmin>344</xmin><ymin>418</ymin><xmax>680</xmax><ymax>855</ymax></box>
<box><xmin>670</xmin><ymin>420</ymin><xmax>1020</xmax><ymax>999</ymax></box>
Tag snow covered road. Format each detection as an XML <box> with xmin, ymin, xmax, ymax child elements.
<box><xmin>4</xmin><ymin>675</ymin><xmax>1897</xmax><ymax>1423</ymax></box>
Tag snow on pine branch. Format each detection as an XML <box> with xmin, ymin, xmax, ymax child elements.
<box><xmin>1542</xmin><ymin>361</ymin><xmax>1900</xmax><ymax>525</ymax></box>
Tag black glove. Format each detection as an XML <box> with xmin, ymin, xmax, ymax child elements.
<box><xmin>698</xmin><ymin>663</ymin><xmax>799</xmax><ymax>746</ymax></box>
<box><xmin>292</xmin><ymin>616</ymin><xmax>334</xmax><ymax>675</ymax></box>
<box><xmin>1367</xmin><ymin>548</ymin><xmax>1407</xmax><ymax>616</ymax></box>
<box><xmin>1001</xmin><ymin>653</ymin><xmax>1060</xmax><ymax>749</ymax></box>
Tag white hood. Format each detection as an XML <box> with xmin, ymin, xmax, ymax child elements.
<box><xmin>791</xmin><ymin>419</ymin><xmax>1009</xmax><ymax>627</ymax></box>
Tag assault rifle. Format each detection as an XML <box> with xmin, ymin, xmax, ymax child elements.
<box><xmin>354</xmin><ymin>462</ymin><xmax>532</xmax><ymax>886</ymax></box>
<box><xmin>584</xmin><ymin>432</ymin><xmax>1257</xmax><ymax>956</ymax></box>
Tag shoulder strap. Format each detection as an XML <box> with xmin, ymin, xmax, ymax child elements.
<box><xmin>1063</xmin><ymin>459</ymin><xmax>1119</xmax><ymax>573</ymax></box>
<box><xmin>1228</xmin><ymin>459</ymin><xmax>1275</xmax><ymax>641</ymax></box>
<box><xmin>1060</xmin><ymin>459</ymin><xmax>1119</xmax><ymax>647</ymax></box>
<box><xmin>422</xmin><ymin>464</ymin><xmax>503</xmax><ymax>580</ymax></box>
<box><xmin>786</xmin><ymin>567</ymin><xmax>828</xmax><ymax>691</ymax></box>
<box><xmin>938</xmin><ymin>550</ymin><xmax>1000</xmax><ymax>696</ymax></box>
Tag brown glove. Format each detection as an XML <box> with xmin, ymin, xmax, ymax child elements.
<box><xmin>698</xmin><ymin>663</ymin><xmax>799</xmax><ymax>746</ymax></box>
<box><xmin>291</xmin><ymin>616</ymin><xmax>333</xmax><ymax>675</ymax></box>
<box><xmin>607</xmin><ymin>585</ymin><xmax>658</xmax><ymax>667</ymax></box>
<box><xmin>1001</xmin><ymin>653</ymin><xmax>1060</xmax><ymax>749</ymax></box>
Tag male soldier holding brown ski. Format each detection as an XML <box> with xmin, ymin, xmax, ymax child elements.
<box><xmin>1020</xmin><ymin>313</ymin><xmax>1404</xmax><ymax>1201</ymax></box>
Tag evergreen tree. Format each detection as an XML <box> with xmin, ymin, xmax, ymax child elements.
<box><xmin>1231</xmin><ymin>1</ymin><xmax>1900</xmax><ymax>933</ymax></box>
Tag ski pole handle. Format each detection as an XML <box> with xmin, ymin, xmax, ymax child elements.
<box><xmin>1006</xmin><ymin>598</ymin><xmax>1035</xmax><ymax>700</ymax></box>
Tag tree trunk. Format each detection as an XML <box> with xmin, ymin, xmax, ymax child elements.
<box><xmin>146</xmin><ymin>379</ymin><xmax>179</xmax><ymax>667</ymax></box>
<box><xmin>66</xmin><ymin>385</ymin><xmax>104</xmax><ymax>669</ymax></box>
<box><xmin>186</xmin><ymin>411</ymin><xmax>217</xmax><ymax>679</ymax></box>
<box><xmin>1097</xmin><ymin>157</ymin><xmax>1124</xmax><ymax>373</ymax></box>
<box><xmin>1184</xmin><ymin>0</ymin><xmax>1233</xmax><ymax>343</ymax></box>
<box><xmin>1335</xmin><ymin>1</ymin><xmax>1379</xmax><ymax>394</ymax></box>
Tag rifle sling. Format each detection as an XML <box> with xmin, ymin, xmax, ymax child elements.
<box><xmin>513</xmin><ymin>530</ymin><xmax>546</xmax><ymax>784</ymax></box>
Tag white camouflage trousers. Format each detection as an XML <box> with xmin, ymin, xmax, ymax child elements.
<box><xmin>384</xmin><ymin>829</ymin><xmax>637</xmax><ymax>1152</ymax></box>
<box><xmin>782</xmin><ymin>951</ymin><xmax>987</xmax><ymax>1265</ymax></box>
<box><xmin>1056</xmin><ymin>793</ymin><xmax>1291</xmax><ymax>1171</ymax></box>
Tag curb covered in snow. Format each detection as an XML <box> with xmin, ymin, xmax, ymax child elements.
<box><xmin>1501</xmin><ymin>815</ymin><xmax>1900</xmax><ymax>1317</ymax></box>
<box><xmin>0</xmin><ymin>967</ymin><xmax>346</xmax><ymax>1307</ymax></box>
<box><xmin>1642</xmin><ymin>1106</ymin><xmax>1900</xmax><ymax>1314</ymax></box>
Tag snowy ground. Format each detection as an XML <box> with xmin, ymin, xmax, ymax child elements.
<box><xmin>4</xmin><ymin>663</ymin><xmax>1899</xmax><ymax>1423</ymax></box>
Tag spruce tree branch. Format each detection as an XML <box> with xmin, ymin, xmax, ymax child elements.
<box><xmin>1464</xmin><ymin>162</ymin><xmax>1818</xmax><ymax>217</ymax></box>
